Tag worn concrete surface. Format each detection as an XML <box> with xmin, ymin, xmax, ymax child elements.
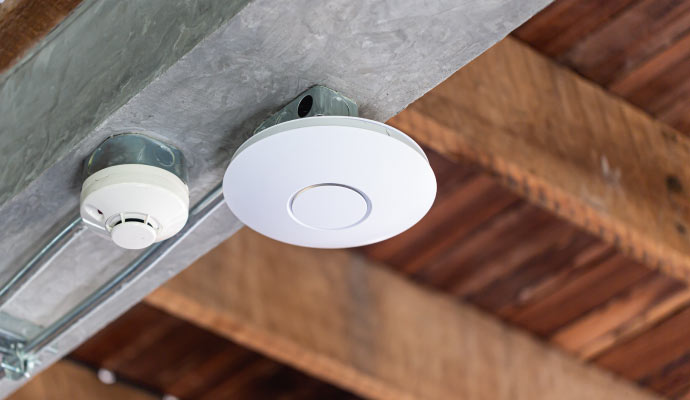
<box><xmin>0</xmin><ymin>0</ymin><xmax>250</xmax><ymax>207</ymax></box>
<box><xmin>0</xmin><ymin>0</ymin><xmax>552</xmax><ymax>396</ymax></box>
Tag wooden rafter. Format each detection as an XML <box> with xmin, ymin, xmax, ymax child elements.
<box><xmin>393</xmin><ymin>37</ymin><xmax>690</xmax><ymax>283</ymax></box>
<box><xmin>145</xmin><ymin>229</ymin><xmax>660</xmax><ymax>400</ymax></box>
<box><xmin>9</xmin><ymin>361</ymin><xmax>154</xmax><ymax>400</ymax></box>
<box><xmin>0</xmin><ymin>0</ymin><xmax>83</xmax><ymax>73</ymax></box>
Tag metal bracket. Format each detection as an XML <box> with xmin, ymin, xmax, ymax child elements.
<box><xmin>83</xmin><ymin>133</ymin><xmax>188</xmax><ymax>184</ymax></box>
<box><xmin>0</xmin><ymin>313</ymin><xmax>43</xmax><ymax>380</ymax></box>
<box><xmin>254</xmin><ymin>86</ymin><xmax>358</xmax><ymax>133</ymax></box>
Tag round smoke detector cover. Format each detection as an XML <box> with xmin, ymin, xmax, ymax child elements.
<box><xmin>80</xmin><ymin>134</ymin><xmax>189</xmax><ymax>250</ymax></box>
<box><xmin>223</xmin><ymin>116</ymin><xmax>437</xmax><ymax>248</ymax></box>
<box><xmin>80</xmin><ymin>164</ymin><xmax>190</xmax><ymax>249</ymax></box>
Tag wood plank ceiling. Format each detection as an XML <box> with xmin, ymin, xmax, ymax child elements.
<box><xmin>0</xmin><ymin>0</ymin><xmax>83</xmax><ymax>73</ymax></box>
<box><xmin>18</xmin><ymin>0</ymin><xmax>690</xmax><ymax>399</ymax></box>
<box><xmin>513</xmin><ymin>0</ymin><xmax>690</xmax><ymax>135</ymax></box>
<box><xmin>362</xmin><ymin>149</ymin><xmax>690</xmax><ymax>399</ymax></box>
<box><xmin>69</xmin><ymin>304</ymin><xmax>360</xmax><ymax>400</ymax></box>
<box><xmin>362</xmin><ymin>1</ymin><xmax>690</xmax><ymax>398</ymax></box>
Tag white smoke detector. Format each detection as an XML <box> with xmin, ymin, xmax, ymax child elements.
<box><xmin>223</xmin><ymin>110</ymin><xmax>436</xmax><ymax>248</ymax></box>
<box><xmin>80</xmin><ymin>135</ymin><xmax>189</xmax><ymax>250</ymax></box>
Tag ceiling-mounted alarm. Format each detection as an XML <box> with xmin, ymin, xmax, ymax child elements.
<box><xmin>223</xmin><ymin>86</ymin><xmax>436</xmax><ymax>248</ymax></box>
<box><xmin>80</xmin><ymin>134</ymin><xmax>189</xmax><ymax>250</ymax></box>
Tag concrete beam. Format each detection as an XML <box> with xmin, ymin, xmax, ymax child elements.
<box><xmin>0</xmin><ymin>0</ymin><xmax>250</xmax><ymax>206</ymax></box>
<box><xmin>0</xmin><ymin>0</ymin><xmax>550</xmax><ymax>396</ymax></box>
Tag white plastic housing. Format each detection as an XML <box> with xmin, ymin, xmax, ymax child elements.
<box><xmin>80</xmin><ymin>164</ymin><xmax>190</xmax><ymax>249</ymax></box>
<box><xmin>223</xmin><ymin>116</ymin><xmax>437</xmax><ymax>248</ymax></box>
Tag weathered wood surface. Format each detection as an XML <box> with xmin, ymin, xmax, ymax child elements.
<box><xmin>391</xmin><ymin>37</ymin><xmax>690</xmax><ymax>284</ymax></box>
<box><xmin>7</xmin><ymin>361</ymin><xmax>154</xmax><ymax>400</ymax></box>
<box><xmin>515</xmin><ymin>0</ymin><xmax>690</xmax><ymax>135</ymax></box>
<box><xmin>70</xmin><ymin>303</ymin><xmax>359</xmax><ymax>400</ymax></box>
<box><xmin>146</xmin><ymin>229</ymin><xmax>660</xmax><ymax>400</ymax></box>
<box><xmin>0</xmin><ymin>0</ymin><xmax>82</xmax><ymax>73</ymax></box>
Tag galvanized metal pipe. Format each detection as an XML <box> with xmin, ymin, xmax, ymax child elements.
<box><xmin>0</xmin><ymin>216</ymin><xmax>85</xmax><ymax>307</ymax></box>
<box><xmin>24</xmin><ymin>183</ymin><xmax>225</xmax><ymax>354</ymax></box>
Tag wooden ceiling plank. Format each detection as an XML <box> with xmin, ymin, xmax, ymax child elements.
<box><xmin>487</xmin><ymin>240</ymin><xmax>614</xmax><ymax>310</ymax></box>
<box><xmin>626</xmin><ymin>54</ymin><xmax>690</xmax><ymax>116</ymax></box>
<box><xmin>643</xmin><ymin>359</ymin><xmax>690</xmax><ymax>399</ymax></box>
<box><xmin>375</xmin><ymin>173</ymin><xmax>494</xmax><ymax>270</ymax></box>
<box><xmin>595</xmin><ymin>306</ymin><xmax>690</xmax><ymax>394</ymax></box>
<box><xmin>122</xmin><ymin>323</ymin><xmax>208</xmax><ymax>388</ymax></box>
<box><xmin>552</xmin><ymin>275</ymin><xmax>690</xmax><ymax>359</ymax></box>
<box><xmin>561</xmin><ymin>0</ymin><xmax>690</xmax><ymax>85</ymax></box>
<box><xmin>417</xmin><ymin>202</ymin><xmax>556</xmax><ymax>294</ymax></box>
<box><xmin>163</xmin><ymin>346</ymin><xmax>258</xmax><ymax>399</ymax></box>
<box><xmin>100</xmin><ymin>313</ymin><xmax>184</xmax><ymax>373</ymax></box>
<box><xmin>197</xmin><ymin>358</ymin><xmax>283</xmax><ymax>400</ymax></box>
<box><xmin>609</xmin><ymin>32</ymin><xmax>690</xmax><ymax>99</ymax></box>
<box><xmin>657</xmin><ymin>93</ymin><xmax>690</xmax><ymax>135</ymax></box>
<box><xmin>68</xmin><ymin>303</ymin><xmax>170</xmax><ymax>369</ymax></box>
<box><xmin>397</xmin><ymin>175</ymin><xmax>520</xmax><ymax>274</ymax></box>
<box><xmin>468</xmin><ymin>225</ymin><xmax>605</xmax><ymax>317</ymax></box>
<box><xmin>513</xmin><ymin>0</ymin><xmax>638</xmax><ymax>57</ymax></box>
<box><xmin>145</xmin><ymin>228</ymin><xmax>661</xmax><ymax>400</ymax></box>
<box><xmin>0</xmin><ymin>0</ymin><xmax>83</xmax><ymax>73</ymax></box>
<box><xmin>392</xmin><ymin>36</ymin><xmax>690</xmax><ymax>285</ymax></box>
<box><xmin>500</xmin><ymin>254</ymin><xmax>652</xmax><ymax>336</ymax></box>
<box><xmin>7</xmin><ymin>361</ymin><xmax>155</xmax><ymax>400</ymax></box>
<box><xmin>70</xmin><ymin>303</ymin><xmax>355</xmax><ymax>400</ymax></box>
